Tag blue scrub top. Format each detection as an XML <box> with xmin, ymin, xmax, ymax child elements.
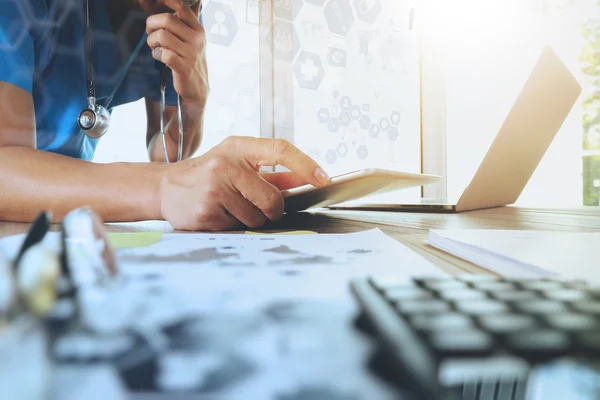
<box><xmin>0</xmin><ymin>0</ymin><xmax>183</xmax><ymax>160</ymax></box>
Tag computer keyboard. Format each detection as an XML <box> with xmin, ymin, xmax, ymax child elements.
<box><xmin>350</xmin><ymin>275</ymin><xmax>600</xmax><ymax>400</ymax></box>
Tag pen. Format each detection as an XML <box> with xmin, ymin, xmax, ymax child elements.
<box><xmin>0</xmin><ymin>250</ymin><xmax>16</xmax><ymax>323</ymax></box>
<box><xmin>14</xmin><ymin>211</ymin><xmax>52</xmax><ymax>268</ymax></box>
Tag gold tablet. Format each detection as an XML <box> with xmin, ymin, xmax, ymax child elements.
<box><xmin>282</xmin><ymin>168</ymin><xmax>440</xmax><ymax>213</ymax></box>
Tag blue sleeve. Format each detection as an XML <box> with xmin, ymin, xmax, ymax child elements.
<box><xmin>0</xmin><ymin>3</ymin><xmax>35</xmax><ymax>93</ymax></box>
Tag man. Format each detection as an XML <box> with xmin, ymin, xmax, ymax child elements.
<box><xmin>0</xmin><ymin>0</ymin><xmax>330</xmax><ymax>231</ymax></box>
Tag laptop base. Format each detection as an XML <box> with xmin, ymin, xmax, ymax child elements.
<box><xmin>328</xmin><ymin>203</ymin><xmax>459</xmax><ymax>213</ymax></box>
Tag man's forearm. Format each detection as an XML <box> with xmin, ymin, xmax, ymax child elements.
<box><xmin>0</xmin><ymin>146</ymin><xmax>168</xmax><ymax>223</ymax></box>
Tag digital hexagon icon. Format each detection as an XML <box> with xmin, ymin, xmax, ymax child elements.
<box><xmin>350</xmin><ymin>105</ymin><xmax>361</xmax><ymax>120</ymax></box>
<box><xmin>340</xmin><ymin>96</ymin><xmax>352</xmax><ymax>110</ymax></box>
<box><xmin>357</xmin><ymin>145</ymin><xmax>368</xmax><ymax>160</ymax></box>
<box><xmin>379</xmin><ymin>117</ymin><xmax>390</xmax><ymax>132</ymax></box>
<box><xmin>388</xmin><ymin>126</ymin><xmax>399</xmax><ymax>141</ymax></box>
<box><xmin>324</xmin><ymin>0</ymin><xmax>354</xmax><ymax>36</ymax></box>
<box><xmin>203</xmin><ymin>1</ymin><xmax>240</xmax><ymax>46</ymax></box>
<box><xmin>339</xmin><ymin>110</ymin><xmax>351</xmax><ymax>126</ymax></box>
<box><xmin>369</xmin><ymin>124</ymin><xmax>380</xmax><ymax>138</ymax></box>
<box><xmin>359</xmin><ymin>115</ymin><xmax>371</xmax><ymax>130</ymax></box>
<box><xmin>274</xmin><ymin>0</ymin><xmax>305</xmax><ymax>21</ymax></box>
<box><xmin>328</xmin><ymin>117</ymin><xmax>341</xmax><ymax>133</ymax></box>
<box><xmin>352</xmin><ymin>0</ymin><xmax>382</xmax><ymax>24</ymax></box>
<box><xmin>269</xmin><ymin>20</ymin><xmax>300</xmax><ymax>61</ymax></box>
<box><xmin>317</xmin><ymin>108</ymin><xmax>330</xmax><ymax>124</ymax></box>
<box><xmin>327</xmin><ymin>47</ymin><xmax>347</xmax><ymax>68</ymax></box>
<box><xmin>337</xmin><ymin>143</ymin><xmax>348</xmax><ymax>157</ymax></box>
<box><xmin>325</xmin><ymin>149</ymin><xmax>338</xmax><ymax>164</ymax></box>
<box><xmin>390</xmin><ymin>111</ymin><xmax>401</xmax><ymax>125</ymax></box>
<box><xmin>294</xmin><ymin>51</ymin><xmax>325</xmax><ymax>90</ymax></box>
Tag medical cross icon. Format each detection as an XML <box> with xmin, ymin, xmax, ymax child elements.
<box><xmin>300</xmin><ymin>58</ymin><xmax>319</xmax><ymax>81</ymax></box>
<box><xmin>294</xmin><ymin>52</ymin><xmax>325</xmax><ymax>90</ymax></box>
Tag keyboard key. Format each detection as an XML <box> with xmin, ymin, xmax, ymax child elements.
<box><xmin>514</xmin><ymin>379</ymin><xmax>528</xmax><ymax>400</ymax></box>
<box><xmin>455</xmin><ymin>300</ymin><xmax>508</xmax><ymax>315</ymax></box>
<box><xmin>562</xmin><ymin>280</ymin><xmax>589</xmax><ymax>290</ymax></box>
<box><xmin>491</xmin><ymin>290</ymin><xmax>540</xmax><ymax>302</ymax></box>
<box><xmin>497</xmin><ymin>379</ymin><xmax>516</xmax><ymax>400</ymax></box>
<box><xmin>507</xmin><ymin>330</ymin><xmax>572</xmax><ymax>357</ymax></box>
<box><xmin>519</xmin><ymin>280</ymin><xmax>564</xmax><ymax>291</ymax></box>
<box><xmin>396</xmin><ymin>299</ymin><xmax>450</xmax><ymax>315</ymax></box>
<box><xmin>370</xmin><ymin>276</ymin><xmax>413</xmax><ymax>290</ymax></box>
<box><xmin>411</xmin><ymin>313</ymin><xmax>474</xmax><ymax>332</ymax></box>
<box><xmin>479</xmin><ymin>381</ymin><xmax>498</xmax><ymax>399</ymax></box>
<box><xmin>545</xmin><ymin>313</ymin><xmax>600</xmax><ymax>331</ymax></box>
<box><xmin>429</xmin><ymin>329</ymin><xmax>495</xmax><ymax>356</ymax></box>
<box><xmin>457</xmin><ymin>274</ymin><xmax>499</xmax><ymax>283</ymax></box>
<box><xmin>471</xmin><ymin>282</ymin><xmax>516</xmax><ymax>292</ymax></box>
<box><xmin>585</xmin><ymin>288</ymin><xmax>600</xmax><ymax>299</ymax></box>
<box><xmin>418</xmin><ymin>279</ymin><xmax>468</xmax><ymax>291</ymax></box>
<box><xmin>576</xmin><ymin>331</ymin><xmax>600</xmax><ymax>351</ymax></box>
<box><xmin>438</xmin><ymin>289</ymin><xmax>487</xmax><ymax>301</ymax></box>
<box><xmin>478</xmin><ymin>314</ymin><xmax>538</xmax><ymax>334</ymax></box>
<box><xmin>384</xmin><ymin>286</ymin><xmax>434</xmax><ymax>301</ymax></box>
<box><xmin>461</xmin><ymin>381</ymin><xmax>479</xmax><ymax>400</ymax></box>
<box><xmin>571</xmin><ymin>300</ymin><xmax>600</xmax><ymax>315</ymax></box>
<box><xmin>542</xmin><ymin>289</ymin><xmax>588</xmax><ymax>301</ymax></box>
<box><xmin>515</xmin><ymin>300</ymin><xmax>567</xmax><ymax>315</ymax></box>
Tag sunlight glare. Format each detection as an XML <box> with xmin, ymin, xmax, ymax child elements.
<box><xmin>418</xmin><ymin>0</ymin><xmax>531</xmax><ymax>44</ymax></box>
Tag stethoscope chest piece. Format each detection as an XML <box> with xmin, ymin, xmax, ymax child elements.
<box><xmin>79</xmin><ymin>103</ymin><xmax>110</xmax><ymax>139</ymax></box>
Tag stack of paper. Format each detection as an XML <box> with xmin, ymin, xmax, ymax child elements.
<box><xmin>426</xmin><ymin>229</ymin><xmax>600</xmax><ymax>285</ymax></box>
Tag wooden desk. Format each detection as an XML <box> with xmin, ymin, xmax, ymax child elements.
<box><xmin>2</xmin><ymin>205</ymin><xmax>600</xmax><ymax>276</ymax></box>
<box><xmin>3</xmin><ymin>206</ymin><xmax>599</xmax><ymax>399</ymax></box>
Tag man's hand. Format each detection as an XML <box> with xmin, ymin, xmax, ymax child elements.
<box><xmin>146</xmin><ymin>0</ymin><xmax>208</xmax><ymax>107</ymax></box>
<box><xmin>159</xmin><ymin>137</ymin><xmax>331</xmax><ymax>231</ymax></box>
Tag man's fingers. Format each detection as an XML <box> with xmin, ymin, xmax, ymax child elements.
<box><xmin>260</xmin><ymin>171</ymin><xmax>309</xmax><ymax>190</ymax></box>
<box><xmin>202</xmin><ymin>209</ymin><xmax>244</xmax><ymax>232</ymax></box>
<box><xmin>157</xmin><ymin>0</ymin><xmax>203</xmax><ymax>30</ymax></box>
<box><xmin>221</xmin><ymin>187</ymin><xmax>267</xmax><ymax>229</ymax></box>
<box><xmin>146</xmin><ymin>13</ymin><xmax>195</xmax><ymax>42</ymax></box>
<box><xmin>147</xmin><ymin>29</ymin><xmax>194</xmax><ymax>61</ymax></box>
<box><xmin>222</xmin><ymin>137</ymin><xmax>330</xmax><ymax>188</ymax></box>
<box><xmin>230</xmin><ymin>170</ymin><xmax>285</xmax><ymax>222</ymax></box>
<box><xmin>152</xmin><ymin>47</ymin><xmax>190</xmax><ymax>76</ymax></box>
<box><xmin>175</xmin><ymin>2</ymin><xmax>203</xmax><ymax>30</ymax></box>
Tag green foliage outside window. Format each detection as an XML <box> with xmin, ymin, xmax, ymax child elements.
<box><xmin>581</xmin><ymin>4</ymin><xmax>600</xmax><ymax>205</ymax></box>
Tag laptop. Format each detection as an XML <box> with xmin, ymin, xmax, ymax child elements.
<box><xmin>329</xmin><ymin>46</ymin><xmax>582</xmax><ymax>213</ymax></box>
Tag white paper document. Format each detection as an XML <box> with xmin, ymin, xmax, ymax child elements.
<box><xmin>0</xmin><ymin>228</ymin><xmax>444</xmax><ymax>310</ymax></box>
<box><xmin>0</xmin><ymin>229</ymin><xmax>444</xmax><ymax>399</ymax></box>
<box><xmin>427</xmin><ymin>229</ymin><xmax>600</xmax><ymax>284</ymax></box>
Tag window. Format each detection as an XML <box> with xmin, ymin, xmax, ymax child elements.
<box><xmin>263</xmin><ymin>0</ymin><xmax>422</xmax><ymax>202</ymax></box>
<box><xmin>420</xmin><ymin>0</ymin><xmax>600</xmax><ymax>207</ymax></box>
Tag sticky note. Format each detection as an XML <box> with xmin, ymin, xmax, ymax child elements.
<box><xmin>245</xmin><ymin>231</ymin><xmax>318</xmax><ymax>235</ymax></box>
<box><xmin>107</xmin><ymin>232</ymin><xmax>163</xmax><ymax>249</ymax></box>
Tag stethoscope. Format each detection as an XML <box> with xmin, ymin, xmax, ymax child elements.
<box><xmin>77</xmin><ymin>0</ymin><xmax>184</xmax><ymax>163</ymax></box>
